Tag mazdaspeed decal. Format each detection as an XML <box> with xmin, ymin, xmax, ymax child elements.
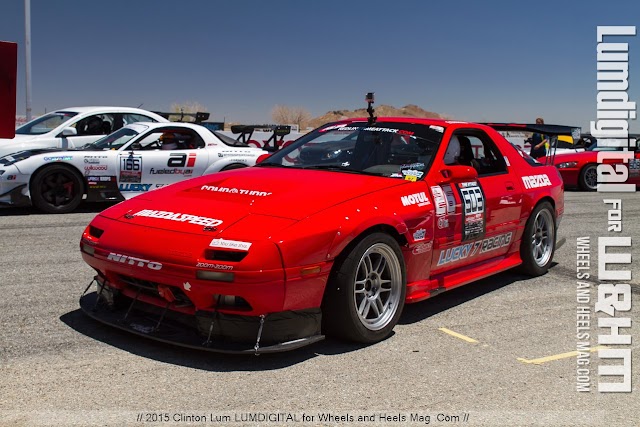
<box><xmin>133</xmin><ymin>209</ymin><xmax>223</xmax><ymax>227</ymax></box>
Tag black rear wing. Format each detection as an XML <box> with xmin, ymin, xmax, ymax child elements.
<box><xmin>153</xmin><ymin>111</ymin><xmax>210</xmax><ymax>124</ymax></box>
<box><xmin>230</xmin><ymin>124</ymin><xmax>292</xmax><ymax>152</ymax></box>
<box><xmin>483</xmin><ymin>123</ymin><xmax>581</xmax><ymax>139</ymax></box>
<box><xmin>483</xmin><ymin>123</ymin><xmax>582</xmax><ymax>165</ymax></box>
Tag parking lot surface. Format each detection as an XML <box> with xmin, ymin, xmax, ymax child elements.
<box><xmin>0</xmin><ymin>191</ymin><xmax>638</xmax><ymax>426</ymax></box>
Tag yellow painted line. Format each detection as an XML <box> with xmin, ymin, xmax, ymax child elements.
<box><xmin>438</xmin><ymin>327</ymin><xmax>479</xmax><ymax>343</ymax></box>
<box><xmin>517</xmin><ymin>346</ymin><xmax>607</xmax><ymax>365</ymax></box>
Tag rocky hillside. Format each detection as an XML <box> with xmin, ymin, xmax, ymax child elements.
<box><xmin>308</xmin><ymin>104</ymin><xmax>445</xmax><ymax>129</ymax></box>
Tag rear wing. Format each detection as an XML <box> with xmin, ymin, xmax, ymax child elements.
<box><xmin>230</xmin><ymin>124</ymin><xmax>292</xmax><ymax>152</ymax></box>
<box><xmin>483</xmin><ymin>123</ymin><xmax>582</xmax><ymax>165</ymax></box>
<box><xmin>152</xmin><ymin>111</ymin><xmax>210</xmax><ymax>124</ymax></box>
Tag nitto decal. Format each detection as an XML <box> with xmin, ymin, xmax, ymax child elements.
<box><xmin>196</xmin><ymin>262</ymin><xmax>234</xmax><ymax>270</ymax></box>
<box><xmin>200</xmin><ymin>185</ymin><xmax>272</xmax><ymax>197</ymax></box>
<box><xmin>119</xmin><ymin>183</ymin><xmax>152</xmax><ymax>192</ymax></box>
<box><xmin>401</xmin><ymin>192</ymin><xmax>430</xmax><ymax>207</ymax></box>
<box><xmin>107</xmin><ymin>252</ymin><xmax>162</xmax><ymax>270</ymax></box>
<box><xmin>522</xmin><ymin>174</ymin><xmax>551</xmax><ymax>189</ymax></box>
<box><xmin>209</xmin><ymin>238</ymin><xmax>252</xmax><ymax>251</ymax></box>
<box><xmin>133</xmin><ymin>209</ymin><xmax>223</xmax><ymax>227</ymax></box>
<box><xmin>436</xmin><ymin>232</ymin><xmax>513</xmax><ymax>266</ymax></box>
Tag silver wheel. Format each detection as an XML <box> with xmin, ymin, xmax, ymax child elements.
<box><xmin>579</xmin><ymin>164</ymin><xmax>598</xmax><ymax>191</ymax></box>
<box><xmin>353</xmin><ymin>243</ymin><xmax>403</xmax><ymax>331</ymax></box>
<box><xmin>530</xmin><ymin>208</ymin><xmax>555</xmax><ymax>267</ymax></box>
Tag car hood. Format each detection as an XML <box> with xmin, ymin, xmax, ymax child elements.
<box><xmin>100</xmin><ymin>167</ymin><xmax>405</xmax><ymax>234</ymax></box>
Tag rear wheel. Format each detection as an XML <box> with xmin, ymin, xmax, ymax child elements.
<box><xmin>578</xmin><ymin>164</ymin><xmax>598</xmax><ymax>191</ymax></box>
<box><xmin>31</xmin><ymin>165</ymin><xmax>84</xmax><ymax>214</ymax></box>
<box><xmin>322</xmin><ymin>233</ymin><xmax>406</xmax><ymax>343</ymax></box>
<box><xmin>519</xmin><ymin>202</ymin><xmax>556</xmax><ymax>276</ymax></box>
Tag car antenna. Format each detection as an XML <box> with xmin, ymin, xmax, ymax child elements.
<box><xmin>366</xmin><ymin>92</ymin><xmax>376</xmax><ymax>125</ymax></box>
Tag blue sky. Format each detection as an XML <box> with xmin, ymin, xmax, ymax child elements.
<box><xmin>1</xmin><ymin>0</ymin><xmax>639</xmax><ymax>131</ymax></box>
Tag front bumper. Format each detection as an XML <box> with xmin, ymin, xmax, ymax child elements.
<box><xmin>80</xmin><ymin>278</ymin><xmax>324</xmax><ymax>354</ymax></box>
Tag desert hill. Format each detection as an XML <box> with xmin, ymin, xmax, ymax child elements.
<box><xmin>308</xmin><ymin>104</ymin><xmax>445</xmax><ymax>129</ymax></box>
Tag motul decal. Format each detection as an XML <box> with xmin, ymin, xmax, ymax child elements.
<box><xmin>400</xmin><ymin>192</ymin><xmax>430</xmax><ymax>207</ymax></box>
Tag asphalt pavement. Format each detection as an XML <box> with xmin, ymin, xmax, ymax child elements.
<box><xmin>0</xmin><ymin>192</ymin><xmax>638</xmax><ymax>426</ymax></box>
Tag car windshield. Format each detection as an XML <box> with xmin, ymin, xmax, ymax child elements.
<box><xmin>259</xmin><ymin>121</ymin><xmax>444</xmax><ymax>178</ymax></box>
<box><xmin>15</xmin><ymin>111</ymin><xmax>78</xmax><ymax>135</ymax></box>
<box><xmin>84</xmin><ymin>125</ymin><xmax>145</xmax><ymax>150</ymax></box>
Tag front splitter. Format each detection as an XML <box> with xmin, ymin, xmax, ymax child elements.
<box><xmin>79</xmin><ymin>292</ymin><xmax>324</xmax><ymax>355</ymax></box>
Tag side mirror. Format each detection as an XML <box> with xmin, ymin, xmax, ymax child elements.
<box><xmin>437</xmin><ymin>165</ymin><xmax>478</xmax><ymax>184</ymax></box>
<box><xmin>60</xmin><ymin>127</ymin><xmax>78</xmax><ymax>137</ymax></box>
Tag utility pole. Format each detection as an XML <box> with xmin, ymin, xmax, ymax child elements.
<box><xmin>24</xmin><ymin>0</ymin><xmax>32</xmax><ymax>121</ymax></box>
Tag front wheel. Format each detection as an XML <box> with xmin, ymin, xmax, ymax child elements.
<box><xmin>31</xmin><ymin>165</ymin><xmax>84</xmax><ymax>214</ymax></box>
<box><xmin>519</xmin><ymin>202</ymin><xmax>556</xmax><ymax>276</ymax></box>
<box><xmin>322</xmin><ymin>233</ymin><xmax>406</xmax><ymax>343</ymax></box>
<box><xmin>579</xmin><ymin>163</ymin><xmax>598</xmax><ymax>191</ymax></box>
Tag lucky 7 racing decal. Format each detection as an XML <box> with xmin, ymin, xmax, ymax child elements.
<box><xmin>437</xmin><ymin>232</ymin><xmax>513</xmax><ymax>266</ymax></box>
<box><xmin>119</xmin><ymin>154</ymin><xmax>142</xmax><ymax>183</ymax></box>
<box><xmin>457</xmin><ymin>181</ymin><xmax>485</xmax><ymax>241</ymax></box>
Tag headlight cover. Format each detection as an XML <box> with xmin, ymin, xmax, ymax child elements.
<box><xmin>556</xmin><ymin>161</ymin><xmax>578</xmax><ymax>169</ymax></box>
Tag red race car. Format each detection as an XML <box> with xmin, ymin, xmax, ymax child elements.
<box><xmin>543</xmin><ymin>134</ymin><xmax>640</xmax><ymax>191</ymax></box>
<box><xmin>79</xmin><ymin>103</ymin><xmax>568</xmax><ymax>354</ymax></box>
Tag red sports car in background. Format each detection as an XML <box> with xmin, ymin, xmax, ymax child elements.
<box><xmin>543</xmin><ymin>135</ymin><xmax>640</xmax><ymax>191</ymax></box>
<box><xmin>79</xmin><ymin>114</ymin><xmax>568</xmax><ymax>354</ymax></box>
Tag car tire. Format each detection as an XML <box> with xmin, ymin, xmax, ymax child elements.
<box><xmin>578</xmin><ymin>163</ymin><xmax>598</xmax><ymax>191</ymax></box>
<box><xmin>518</xmin><ymin>202</ymin><xmax>556</xmax><ymax>276</ymax></box>
<box><xmin>31</xmin><ymin>165</ymin><xmax>84</xmax><ymax>214</ymax></box>
<box><xmin>322</xmin><ymin>232</ymin><xmax>406</xmax><ymax>343</ymax></box>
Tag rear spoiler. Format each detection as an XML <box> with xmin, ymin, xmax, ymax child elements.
<box><xmin>152</xmin><ymin>111</ymin><xmax>210</xmax><ymax>124</ymax></box>
<box><xmin>483</xmin><ymin>123</ymin><xmax>582</xmax><ymax>165</ymax></box>
<box><xmin>230</xmin><ymin>124</ymin><xmax>292</xmax><ymax>152</ymax></box>
<box><xmin>483</xmin><ymin>123</ymin><xmax>581</xmax><ymax>140</ymax></box>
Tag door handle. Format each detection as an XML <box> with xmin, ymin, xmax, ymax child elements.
<box><xmin>505</xmin><ymin>181</ymin><xmax>515</xmax><ymax>191</ymax></box>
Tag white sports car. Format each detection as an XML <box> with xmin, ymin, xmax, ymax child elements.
<box><xmin>0</xmin><ymin>106</ymin><xmax>169</xmax><ymax>159</ymax></box>
<box><xmin>0</xmin><ymin>122</ymin><xmax>272</xmax><ymax>213</ymax></box>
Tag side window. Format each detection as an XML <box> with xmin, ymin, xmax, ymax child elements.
<box><xmin>134</xmin><ymin>129</ymin><xmax>203</xmax><ymax>150</ymax></box>
<box><xmin>74</xmin><ymin>114</ymin><xmax>112</xmax><ymax>136</ymax></box>
<box><xmin>447</xmin><ymin>131</ymin><xmax>507</xmax><ymax>176</ymax></box>
<box><xmin>123</xmin><ymin>113</ymin><xmax>159</xmax><ymax>126</ymax></box>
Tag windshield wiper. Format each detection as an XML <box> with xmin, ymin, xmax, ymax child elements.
<box><xmin>300</xmin><ymin>164</ymin><xmax>372</xmax><ymax>174</ymax></box>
